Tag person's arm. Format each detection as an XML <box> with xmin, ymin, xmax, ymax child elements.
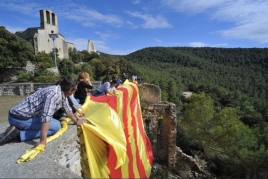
<box><xmin>38</xmin><ymin>122</ymin><xmax>50</xmax><ymax>147</ymax></box>
<box><xmin>38</xmin><ymin>92</ymin><xmax>57</xmax><ymax>147</ymax></box>
<box><xmin>104</xmin><ymin>83</ymin><xmax>117</xmax><ymax>96</ymax></box>
<box><xmin>81</xmin><ymin>81</ymin><xmax>93</xmax><ymax>89</ymax></box>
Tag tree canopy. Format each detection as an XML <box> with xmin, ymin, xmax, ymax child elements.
<box><xmin>0</xmin><ymin>26</ymin><xmax>35</xmax><ymax>68</ymax></box>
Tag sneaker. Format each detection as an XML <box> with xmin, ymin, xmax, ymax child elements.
<box><xmin>0</xmin><ymin>126</ymin><xmax>20</xmax><ymax>146</ymax></box>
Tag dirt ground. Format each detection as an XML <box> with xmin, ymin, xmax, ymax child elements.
<box><xmin>0</xmin><ymin>95</ymin><xmax>24</xmax><ymax>124</ymax></box>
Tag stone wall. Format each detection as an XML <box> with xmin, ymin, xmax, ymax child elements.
<box><xmin>140</xmin><ymin>83</ymin><xmax>177</xmax><ymax>168</ymax></box>
<box><xmin>139</xmin><ymin>83</ymin><xmax>161</xmax><ymax>104</ymax></box>
<box><xmin>44</xmin><ymin>124</ymin><xmax>82</xmax><ymax>176</ymax></box>
<box><xmin>0</xmin><ymin>121</ymin><xmax>83</xmax><ymax>178</ymax></box>
<box><xmin>0</xmin><ymin>82</ymin><xmax>101</xmax><ymax>96</ymax></box>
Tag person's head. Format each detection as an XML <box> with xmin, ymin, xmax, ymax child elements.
<box><xmin>55</xmin><ymin>76</ymin><xmax>64</xmax><ymax>85</ymax></box>
<box><xmin>110</xmin><ymin>79</ymin><xmax>118</xmax><ymax>87</ymax></box>
<box><xmin>112</xmin><ymin>75</ymin><xmax>117</xmax><ymax>80</ymax></box>
<box><xmin>78</xmin><ymin>71</ymin><xmax>90</xmax><ymax>81</ymax></box>
<box><xmin>104</xmin><ymin>75</ymin><xmax>111</xmax><ymax>82</ymax></box>
<box><xmin>60</xmin><ymin>76</ymin><xmax>78</xmax><ymax>93</ymax></box>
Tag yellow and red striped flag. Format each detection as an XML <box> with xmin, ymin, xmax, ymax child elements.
<box><xmin>80</xmin><ymin>80</ymin><xmax>154</xmax><ymax>178</ymax></box>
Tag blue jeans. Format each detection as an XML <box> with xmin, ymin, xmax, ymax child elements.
<box><xmin>8</xmin><ymin>114</ymin><xmax>61</xmax><ymax>142</ymax></box>
<box><xmin>91</xmin><ymin>90</ymin><xmax>105</xmax><ymax>97</ymax></box>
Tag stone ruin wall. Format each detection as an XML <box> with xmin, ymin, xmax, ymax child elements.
<box><xmin>139</xmin><ymin>83</ymin><xmax>177</xmax><ymax>169</ymax></box>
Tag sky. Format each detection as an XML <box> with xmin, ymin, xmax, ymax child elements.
<box><xmin>0</xmin><ymin>0</ymin><xmax>268</xmax><ymax>55</ymax></box>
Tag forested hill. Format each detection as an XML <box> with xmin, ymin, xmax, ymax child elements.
<box><xmin>125</xmin><ymin>47</ymin><xmax>268</xmax><ymax>102</ymax></box>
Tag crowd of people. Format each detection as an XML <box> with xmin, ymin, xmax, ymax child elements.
<box><xmin>0</xmin><ymin>72</ymin><xmax>142</xmax><ymax>147</ymax></box>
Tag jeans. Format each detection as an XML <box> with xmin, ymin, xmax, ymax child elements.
<box><xmin>8</xmin><ymin>114</ymin><xmax>61</xmax><ymax>142</ymax></box>
<box><xmin>91</xmin><ymin>89</ymin><xmax>105</xmax><ymax>97</ymax></box>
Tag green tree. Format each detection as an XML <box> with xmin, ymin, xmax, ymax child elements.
<box><xmin>58</xmin><ymin>59</ymin><xmax>76</xmax><ymax>76</ymax></box>
<box><xmin>0</xmin><ymin>26</ymin><xmax>35</xmax><ymax>68</ymax></box>
<box><xmin>89</xmin><ymin>58</ymin><xmax>107</xmax><ymax>80</ymax></box>
<box><xmin>182</xmin><ymin>93</ymin><xmax>267</xmax><ymax>178</ymax></box>
<box><xmin>69</xmin><ymin>48</ymin><xmax>83</xmax><ymax>63</ymax></box>
<box><xmin>34</xmin><ymin>51</ymin><xmax>54</xmax><ymax>69</ymax></box>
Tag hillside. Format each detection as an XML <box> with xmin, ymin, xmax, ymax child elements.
<box><xmin>124</xmin><ymin>47</ymin><xmax>268</xmax><ymax>113</ymax></box>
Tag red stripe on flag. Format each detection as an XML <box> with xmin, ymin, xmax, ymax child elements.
<box><xmin>89</xmin><ymin>94</ymin><xmax>117</xmax><ymax>111</ymax></box>
<box><xmin>119</xmin><ymin>87</ymin><xmax>135</xmax><ymax>178</ymax></box>
<box><xmin>131</xmin><ymin>85</ymin><xmax>154</xmax><ymax>165</ymax></box>
<box><xmin>129</xmin><ymin>85</ymin><xmax>147</xmax><ymax>178</ymax></box>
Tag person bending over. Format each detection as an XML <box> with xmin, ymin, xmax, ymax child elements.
<box><xmin>0</xmin><ymin>76</ymin><xmax>86</xmax><ymax>147</ymax></box>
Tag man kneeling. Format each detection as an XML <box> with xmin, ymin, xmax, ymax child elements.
<box><xmin>0</xmin><ymin>76</ymin><xmax>86</xmax><ymax>147</ymax></box>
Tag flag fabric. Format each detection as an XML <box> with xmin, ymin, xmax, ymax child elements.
<box><xmin>80</xmin><ymin>80</ymin><xmax>154</xmax><ymax>178</ymax></box>
<box><xmin>16</xmin><ymin>118</ymin><xmax>71</xmax><ymax>164</ymax></box>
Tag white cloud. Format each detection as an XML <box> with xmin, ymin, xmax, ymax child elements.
<box><xmin>126</xmin><ymin>20</ymin><xmax>138</xmax><ymax>29</ymax></box>
<box><xmin>189</xmin><ymin>42</ymin><xmax>227</xmax><ymax>47</ymax></box>
<box><xmin>0</xmin><ymin>0</ymin><xmax>40</xmax><ymax>16</ymax></box>
<box><xmin>57</xmin><ymin>5</ymin><xmax>124</xmax><ymax>27</ymax></box>
<box><xmin>160</xmin><ymin>0</ymin><xmax>229</xmax><ymax>14</ymax></box>
<box><xmin>161</xmin><ymin>0</ymin><xmax>268</xmax><ymax>44</ymax></box>
<box><xmin>126</xmin><ymin>11</ymin><xmax>171</xmax><ymax>29</ymax></box>
<box><xmin>189</xmin><ymin>42</ymin><xmax>208</xmax><ymax>47</ymax></box>
<box><xmin>95</xmin><ymin>31</ymin><xmax>120</xmax><ymax>40</ymax></box>
<box><xmin>154</xmin><ymin>38</ymin><xmax>162</xmax><ymax>43</ymax></box>
<box><xmin>132</xmin><ymin>0</ymin><xmax>140</xmax><ymax>5</ymax></box>
<box><xmin>213</xmin><ymin>1</ymin><xmax>268</xmax><ymax>44</ymax></box>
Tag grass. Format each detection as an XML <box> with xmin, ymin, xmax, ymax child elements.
<box><xmin>0</xmin><ymin>95</ymin><xmax>24</xmax><ymax>124</ymax></box>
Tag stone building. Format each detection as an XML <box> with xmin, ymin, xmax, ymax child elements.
<box><xmin>87</xmin><ymin>40</ymin><xmax>96</xmax><ymax>53</ymax></box>
<box><xmin>15</xmin><ymin>9</ymin><xmax>74</xmax><ymax>59</ymax></box>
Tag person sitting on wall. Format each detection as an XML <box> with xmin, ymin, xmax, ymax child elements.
<box><xmin>75</xmin><ymin>72</ymin><xmax>93</xmax><ymax>104</ymax></box>
<box><xmin>0</xmin><ymin>76</ymin><xmax>86</xmax><ymax>147</ymax></box>
<box><xmin>91</xmin><ymin>79</ymin><xmax>118</xmax><ymax>97</ymax></box>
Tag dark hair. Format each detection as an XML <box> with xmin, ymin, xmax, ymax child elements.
<box><xmin>60</xmin><ymin>76</ymin><xmax>78</xmax><ymax>92</ymax></box>
<box><xmin>111</xmin><ymin>79</ymin><xmax>118</xmax><ymax>84</ymax></box>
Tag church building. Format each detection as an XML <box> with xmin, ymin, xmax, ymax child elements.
<box><xmin>15</xmin><ymin>9</ymin><xmax>74</xmax><ymax>59</ymax></box>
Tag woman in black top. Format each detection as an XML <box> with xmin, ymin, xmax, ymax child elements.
<box><xmin>75</xmin><ymin>72</ymin><xmax>93</xmax><ymax>104</ymax></box>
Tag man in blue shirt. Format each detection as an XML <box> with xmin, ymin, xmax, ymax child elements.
<box><xmin>0</xmin><ymin>76</ymin><xmax>86</xmax><ymax>147</ymax></box>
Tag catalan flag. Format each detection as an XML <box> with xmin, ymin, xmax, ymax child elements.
<box><xmin>80</xmin><ymin>80</ymin><xmax>154</xmax><ymax>178</ymax></box>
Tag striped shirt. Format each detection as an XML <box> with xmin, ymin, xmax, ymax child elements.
<box><xmin>10</xmin><ymin>85</ymin><xmax>72</xmax><ymax>122</ymax></box>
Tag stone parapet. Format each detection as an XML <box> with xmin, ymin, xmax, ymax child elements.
<box><xmin>0</xmin><ymin>82</ymin><xmax>101</xmax><ymax>96</ymax></box>
<box><xmin>0</xmin><ymin>122</ymin><xmax>82</xmax><ymax>178</ymax></box>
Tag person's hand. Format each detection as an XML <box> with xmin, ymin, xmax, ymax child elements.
<box><xmin>36</xmin><ymin>141</ymin><xmax>46</xmax><ymax>148</ymax></box>
<box><xmin>75</xmin><ymin>108</ymin><xmax>85</xmax><ymax>117</ymax></box>
<box><xmin>76</xmin><ymin>117</ymin><xmax>87</xmax><ymax>126</ymax></box>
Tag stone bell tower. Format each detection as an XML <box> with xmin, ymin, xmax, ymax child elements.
<box><xmin>39</xmin><ymin>9</ymin><xmax>59</xmax><ymax>34</ymax></box>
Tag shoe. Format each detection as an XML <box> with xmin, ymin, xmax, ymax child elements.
<box><xmin>0</xmin><ymin>126</ymin><xmax>20</xmax><ymax>146</ymax></box>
